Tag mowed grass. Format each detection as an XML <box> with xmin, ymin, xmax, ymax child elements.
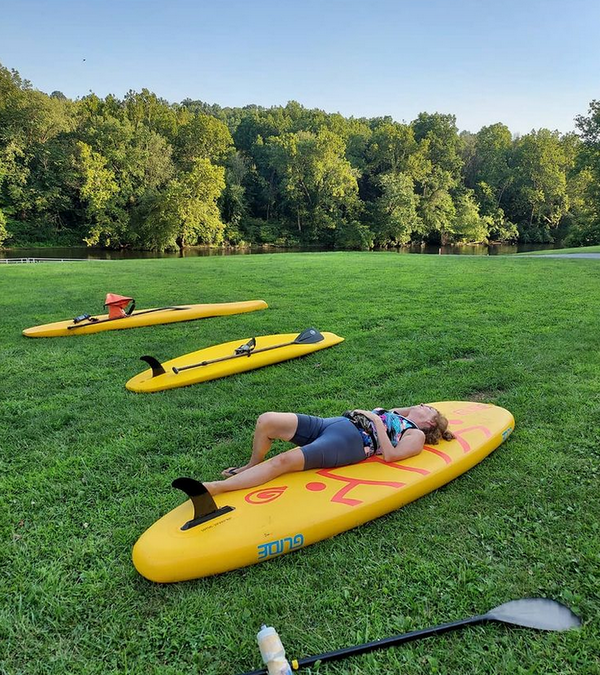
<box><xmin>518</xmin><ymin>245</ymin><xmax>600</xmax><ymax>255</ymax></box>
<box><xmin>0</xmin><ymin>252</ymin><xmax>599</xmax><ymax>675</ymax></box>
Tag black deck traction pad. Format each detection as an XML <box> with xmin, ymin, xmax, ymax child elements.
<box><xmin>172</xmin><ymin>477</ymin><xmax>234</xmax><ymax>530</ymax></box>
<box><xmin>234</xmin><ymin>336</ymin><xmax>256</xmax><ymax>356</ymax></box>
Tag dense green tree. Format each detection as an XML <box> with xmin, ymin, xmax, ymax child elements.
<box><xmin>371</xmin><ymin>172</ymin><xmax>420</xmax><ymax>246</ymax></box>
<box><xmin>173</xmin><ymin>113</ymin><xmax>233</xmax><ymax>170</ymax></box>
<box><xmin>74</xmin><ymin>104</ymin><xmax>176</xmax><ymax>247</ymax></box>
<box><xmin>266</xmin><ymin>129</ymin><xmax>358</xmax><ymax>240</ymax></box>
<box><xmin>461</xmin><ymin>123</ymin><xmax>516</xmax><ymax>240</ymax></box>
<box><xmin>467</xmin><ymin>123</ymin><xmax>513</xmax><ymax>206</ymax></box>
<box><xmin>219</xmin><ymin>151</ymin><xmax>250</xmax><ymax>236</ymax></box>
<box><xmin>1</xmin><ymin>60</ymin><xmax>598</xmax><ymax>250</ymax></box>
<box><xmin>233</xmin><ymin>107</ymin><xmax>291</xmax><ymax>155</ymax></box>
<box><xmin>459</xmin><ymin>130</ymin><xmax>477</xmax><ymax>179</ymax></box>
<box><xmin>137</xmin><ymin>159</ymin><xmax>226</xmax><ymax>250</ymax></box>
<box><xmin>333</xmin><ymin>219</ymin><xmax>374</xmax><ymax>250</ymax></box>
<box><xmin>367</xmin><ymin>121</ymin><xmax>416</xmax><ymax>175</ymax></box>
<box><xmin>575</xmin><ymin>99</ymin><xmax>600</xmax><ymax>145</ymax></box>
<box><xmin>507</xmin><ymin>129</ymin><xmax>572</xmax><ymax>241</ymax></box>
<box><xmin>343</xmin><ymin>121</ymin><xmax>372</xmax><ymax>172</ymax></box>
<box><xmin>450</xmin><ymin>191</ymin><xmax>489</xmax><ymax>243</ymax></box>
<box><xmin>415</xmin><ymin>166</ymin><xmax>457</xmax><ymax>243</ymax></box>
<box><xmin>24</xmin><ymin>133</ymin><xmax>84</xmax><ymax>238</ymax></box>
<box><xmin>475</xmin><ymin>179</ymin><xmax>518</xmax><ymax>241</ymax></box>
<box><xmin>0</xmin><ymin>139</ymin><xmax>29</xmax><ymax>222</ymax></box>
<box><xmin>171</xmin><ymin>158</ymin><xmax>226</xmax><ymax>247</ymax></box>
<box><xmin>419</xmin><ymin>188</ymin><xmax>456</xmax><ymax>244</ymax></box>
<box><xmin>124</xmin><ymin>88</ymin><xmax>181</xmax><ymax>140</ymax></box>
<box><xmin>563</xmin><ymin>167</ymin><xmax>600</xmax><ymax>246</ymax></box>
<box><xmin>0</xmin><ymin>207</ymin><xmax>7</xmax><ymax>246</ymax></box>
<box><xmin>0</xmin><ymin>63</ymin><xmax>74</xmax><ymax>237</ymax></box>
<box><xmin>412</xmin><ymin>112</ymin><xmax>463</xmax><ymax>180</ymax></box>
<box><xmin>570</xmin><ymin>100</ymin><xmax>600</xmax><ymax>244</ymax></box>
<box><xmin>77</xmin><ymin>141</ymin><xmax>122</xmax><ymax>246</ymax></box>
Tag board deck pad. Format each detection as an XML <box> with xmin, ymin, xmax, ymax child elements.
<box><xmin>126</xmin><ymin>331</ymin><xmax>345</xmax><ymax>392</ymax></box>
<box><xmin>23</xmin><ymin>300</ymin><xmax>268</xmax><ymax>337</ymax></box>
<box><xmin>133</xmin><ymin>401</ymin><xmax>514</xmax><ymax>582</ymax></box>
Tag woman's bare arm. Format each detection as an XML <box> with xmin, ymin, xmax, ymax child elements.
<box><xmin>353</xmin><ymin>409</ymin><xmax>425</xmax><ymax>462</ymax></box>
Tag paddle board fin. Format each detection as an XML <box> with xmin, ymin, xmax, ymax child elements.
<box><xmin>140</xmin><ymin>355</ymin><xmax>166</xmax><ymax>377</ymax></box>
<box><xmin>172</xmin><ymin>477</ymin><xmax>234</xmax><ymax>531</ymax></box>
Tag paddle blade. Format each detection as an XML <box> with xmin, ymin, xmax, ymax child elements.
<box><xmin>486</xmin><ymin>598</ymin><xmax>581</xmax><ymax>631</ymax></box>
<box><xmin>294</xmin><ymin>327</ymin><xmax>325</xmax><ymax>345</ymax></box>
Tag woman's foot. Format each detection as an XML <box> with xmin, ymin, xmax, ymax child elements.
<box><xmin>211</xmin><ymin>448</ymin><xmax>305</xmax><ymax>496</ymax></box>
<box><xmin>204</xmin><ymin>480</ymin><xmax>224</xmax><ymax>496</ymax></box>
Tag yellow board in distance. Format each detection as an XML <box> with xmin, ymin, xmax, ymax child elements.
<box><xmin>126</xmin><ymin>328</ymin><xmax>344</xmax><ymax>392</ymax></box>
<box><xmin>23</xmin><ymin>300</ymin><xmax>268</xmax><ymax>337</ymax></box>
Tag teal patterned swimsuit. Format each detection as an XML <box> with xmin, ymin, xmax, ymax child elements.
<box><xmin>359</xmin><ymin>408</ymin><xmax>418</xmax><ymax>458</ymax></box>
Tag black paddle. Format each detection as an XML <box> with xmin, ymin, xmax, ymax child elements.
<box><xmin>238</xmin><ymin>598</ymin><xmax>581</xmax><ymax>674</ymax></box>
<box><xmin>67</xmin><ymin>305</ymin><xmax>189</xmax><ymax>330</ymax></box>
<box><xmin>172</xmin><ymin>328</ymin><xmax>325</xmax><ymax>375</ymax></box>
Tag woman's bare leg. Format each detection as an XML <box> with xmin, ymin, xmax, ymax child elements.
<box><xmin>222</xmin><ymin>412</ymin><xmax>298</xmax><ymax>476</ymax></box>
<box><xmin>208</xmin><ymin>447</ymin><xmax>305</xmax><ymax>495</ymax></box>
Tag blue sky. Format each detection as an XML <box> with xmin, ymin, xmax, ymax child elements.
<box><xmin>1</xmin><ymin>0</ymin><xmax>599</xmax><ymax>134</ymax></box>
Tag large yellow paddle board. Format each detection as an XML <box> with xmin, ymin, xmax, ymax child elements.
<box><xmin>126</xmin><ymin>329</ymin><xmax>344</xmax><ymax>393</ymax></box>
<box><xmin>133</xmin><ymin>401</ymin><xmax>514</xmax><ymax>582</ymax></box>
<box><xmin>22</xmin><ymin>300</ymin><xmax>268</xmax><ymax>337</ymax></box>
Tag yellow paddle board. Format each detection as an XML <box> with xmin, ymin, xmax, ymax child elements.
<box><xmin>22</xmin><ymin>300</ymin><xmax>268</xmax><ymax>337</ymax></box>
<box><xmin>133</xmin><ymin>401</ymin><xmax>514</xmax><ymax>582</ymax></box>
<box><xmin>126</xmin><ymin>329</ymin><xmax>344</xmax><ymax>393</ymax></box>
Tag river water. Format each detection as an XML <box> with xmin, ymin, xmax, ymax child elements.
<box><xmin>0</xmin><ymin>243</ymin><xmax>561</xmax><ymax>261</ymax></box>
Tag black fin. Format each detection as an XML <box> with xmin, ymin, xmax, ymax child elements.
<box><xmin>171</xmin><ymin>477</ymin><xmax>234</xmax><ymax>530</ymax></box>
<box><xmin>172</xmin><ymin>477</ymin><xmax>217</xmax><ymax>517</ymax></box>
<box><xmin>140</xmin><ymin>355</ymin><xmax>166</xmax><ymax>377</ymax></box>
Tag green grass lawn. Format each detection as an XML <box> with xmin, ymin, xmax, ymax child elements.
<box><xmin>1</xmin><ymin>252</ymin><xmax>599</xmax><ymax>675</ymax></box>
<box><xmin>517</xmin><ymin>245</ymin><xmax>600</xmax><ymax>255</ymax></box>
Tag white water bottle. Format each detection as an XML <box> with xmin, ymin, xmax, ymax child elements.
<box><xmin>256</xmin><ymin>625</ymin><xmax>292</xmax><ymax>675</ymax></box>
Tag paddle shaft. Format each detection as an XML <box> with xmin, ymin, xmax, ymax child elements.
<box><xmin>67</xmin><ymin>306</ymin><xmax>188</xmax><ymax>329</ymax></box>
<box><xmin>239</xmin><ymin>615</ymin><xmax>487</xmax><ymax>674</ymax></box>
<box><xmin>173</xmin><ymin>339</ymin><xmax>300</xmax><ymax>373</ymax></box>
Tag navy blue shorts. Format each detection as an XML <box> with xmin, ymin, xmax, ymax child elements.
<box><xmin>291</xmin><ymin>414</ymin><xmax>366</xmax><ymax>470</ymax></box>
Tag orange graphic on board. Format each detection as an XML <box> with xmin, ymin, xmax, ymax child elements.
<box><xmin>245</xmin><ymin>486</ymin><xmax>288</xmax><ymax>504</ymax></box>
<box><xmin>450</xmin><ymin>425</ymin><xmax>491</xmax><ymax>453</ymax></box>
<box><xmin>312</xmin><ymin>466</ymin><xmax>406</xmax><ymax>506</ymax></box>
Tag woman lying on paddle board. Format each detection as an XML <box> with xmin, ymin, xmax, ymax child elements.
<box><xmin>204</xmin><ymin>405</ymin><xmax>454</xmax><ymax>496</ymax></box>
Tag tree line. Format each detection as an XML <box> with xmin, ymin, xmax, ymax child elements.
<box><xmin>1</xmin><ymin>62</ymin><xmax>599</xmax><ymax>251</ymax></box>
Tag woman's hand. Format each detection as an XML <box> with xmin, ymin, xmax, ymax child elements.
<box><xmin>352</xmin><ymin>409</ymin><xmax>379</xmax><ymax>422</ymax></box>
<box><xmin>352</xmin><ymin>409</ymin><xmax>425</xmax><ymax>462</ymax></box>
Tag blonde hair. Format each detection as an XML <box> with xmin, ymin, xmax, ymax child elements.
<box><xmin>424</xmin><ymin>409</ymin><xmax>455</xmax><ymax>445</ymax></box>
